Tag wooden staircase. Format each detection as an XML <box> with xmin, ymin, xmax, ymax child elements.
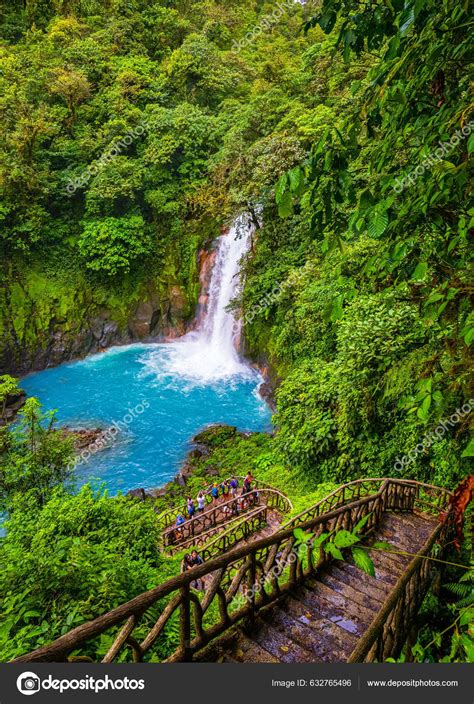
<box><xmin>13</xmin><ymin>479</ymin><xmax>452</xmax><ymax>665</ymax></box>
<box><xmin>197</xmin><ymin>511</ymin><xmax>440</xmax><ymax>663</ymax></box>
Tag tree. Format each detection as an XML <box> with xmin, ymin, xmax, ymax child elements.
<box><xmin>0</xmin><ymin>375</ymin><xmax>20</xmax><ymax>424</ymax></box>
<box><xmin>0</xmin><ymin>397</ymin><xmax>74</xmax><ymax>510</ymax></box>
<box><xmin>49</xmin><ymin>68</ymin><xmax>90</xmax><ymax>133</ymax></box>
<box><xmin>77</xmin><ymin>214</ymin><xmax>152</xmax><ymax>276</ymax></box>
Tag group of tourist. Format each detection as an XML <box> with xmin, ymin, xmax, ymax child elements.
<box><xmin>174</xmin><ymin>473</ymin><xmax>256</xmax><ymax>527</ymax></box>
<box><xmin>172</xmin><ymin>473</ymin><xmax>258</xmax><ymax>540</ymax></box>
<box><xmin>179</xmin><ymin>473</ymin><xmax>257</xmax><ymax>589</ymax></box>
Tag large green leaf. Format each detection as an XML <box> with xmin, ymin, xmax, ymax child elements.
<box><xmin>411</xmin><ymin>261</ymin><xmax>428</xmax><ymax>280</ymax></box>
<box><xmin>324</xmin><ymin>542</ymin><xmax>344</xmax><ymax>560</ymax></box>
<box><xmin>353</xmin><ymin>512</ymin><xmax>372</xmax><ymax>535</ymax></box>
<box><xmin>351</xmin><ymin>547</ymin><xmax>375</xmax><ymax>576</ymax></box>
<box><xmin>275</xmin><ymin>174</ymin><xmax>288</xmax><ymax>203</ymax></box>
<box><xmin>277</xmin><ymin>191</ymin><xmax>293</xmax><ymax>218</ymax></box>
<box><xmin>367</xmin><ymin>210</ymin><xmax>389</xmax><ymax>237</ymax></box>
<box><xmin>334</xmin><ymin>529</ymin><xmax>360</xmax><ymax>548</ymax></box>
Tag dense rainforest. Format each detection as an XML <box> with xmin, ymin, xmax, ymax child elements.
<box><xmin>0</xmin><ymin>0</ymin><xmax>472</xmax><ymax>663</ymax></box>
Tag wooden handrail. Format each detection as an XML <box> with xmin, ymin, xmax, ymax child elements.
<box><xmin>162</xmin><ymin>488</ymin><xmax>292</xmax><ymax>551</ymax></box>
<box><xmin>12</xmin><ymin>478</ymin><xmax>452</xmax><ymax>664</ymax></box>
<box><xmin>348</xmin><ymin>521</ymin><xmax>446</xmax><ymax>662</ymax></box>
<box><xmin>156</xmin><ymin>475</ymin><xmax>278</xmax><ymax>529</ymax></box>
<box><xmin>282</xmin><ymin>477</ymin><xmax>452</xmax><ymax>530</ymax></box>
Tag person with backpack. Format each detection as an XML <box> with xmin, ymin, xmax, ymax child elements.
<box><xmin>243</xmin><ymin>472</ymin><xmax>253</xmax><ymax>495</ymax></box>
<box><xmin>175</xmin><ymin>513</ymin><xmax>185</xmax><ymax>542</ymax></box>
<box><xmin>230</xmin><ymin>476</ymin><xmax>239</xmax><ymax>497</ymax></box>
<box><xmin>211</xmin><ymin>483</ymin><xmax>219</xmax><ymax>503</ymax></box>
<box><xmin>189</xmin><ymin>550</ymin><xmax>205</xmax><ymax>590</ymax></box>
<box><xmin>221</xmin><ymin>479</ymin><xmax>230</xmax><ymax>502</ymax></box>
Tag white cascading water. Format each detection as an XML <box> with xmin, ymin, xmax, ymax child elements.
<box><xmin>149</xmin><ymin>214</ymin><xmax>255</xmax><ymax>384</ymax></box>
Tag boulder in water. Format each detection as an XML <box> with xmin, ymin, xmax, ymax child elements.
<box><xmin>61</xmin><ymin>427</ymin><xmax>113</xmax><ymax>453</ymax></box>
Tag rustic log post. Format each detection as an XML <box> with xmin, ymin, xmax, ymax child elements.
<box><xmin>102</xmin><ymin>616</ymin><xmax>136</xmax><ymax>663</ymax></box>
<box><xmin>249</xmin><ymin>552</ymin><xmax>257</xmax><ymax>612</ymax></box>
<box><xmin>179</xmin><ymin>585</ymin><xmax>192</xmax><ymax>661</ymax></box>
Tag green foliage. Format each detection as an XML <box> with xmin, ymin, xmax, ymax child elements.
<box><xmin>0</xmin><ymin>397</ymin><xmax>74</xmax><ymax>510</ymax></box>
<box><xmin>0</xmin><ymin>374</ymin><xmax>20</xmax><ymax>423</ymax></box>
<box><xmin>0</xmin><ymin>0</ymin><xmax>471</xmax><ymax>664</ymax></box>
<box><xmin>0</xmin><ymin>484</ymin><xmax>175</xmax><ymax>661</ymax></box>
<box><xmin>293</xmin><ymin>513</ymin><xmax>376</xmax><ymax>576</ymax></box>
<box><xmin>241</xmin><ymin>0</ymin><xmax>472</xmax><ymax>488</ymax></box>
<box><xmin>78</xmin><ymin>215</ymin><xmax>151</xmax><ymax>276</ymax></box>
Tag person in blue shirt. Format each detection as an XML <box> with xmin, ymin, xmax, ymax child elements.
<box><xmin>187</xmin><ymin>497</ymin><xmax>196</xmax><ymax>519</ymax></box>
<box><xmin>174</xmin><ymin>513</ymin><xmax>185</xmax><ymax>542</ymax></box>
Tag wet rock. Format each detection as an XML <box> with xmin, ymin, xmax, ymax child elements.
<box><xmin>0</xmin><ymin>391</ymin><xmax>26</xmax><ymax>425</ymax></box>
<box><xmin>181</xmin><ymin>464</ymin><xmax>193</xmax><ymax>477</ymax></box>
<box><xmin>258</xmin><ymin>381</ymin><xmax>275</xmax><ymax>410</ymax></box>
<box><xmin>168</xmin><ymin>285</ymin><xmax>189</xmax><ymax>321</ymax></box>
<box><xmin>0</xmin><ymin>281</ymin><xmax>191</xmax><ymax>376</ymax></box>
<box><xmin>148</xmin><ymin>487</ymin><xmax>168</xmax><ymax>499</ymax></box>
<box><xmin>188</xmin><ymin>447</ymin><xmax>203</xmax><ymax>460</ymax></box>
<box><xmin>128</xmin><ymin>302</ymin><xmax>155</xmax><ymax>339</ymax></box>
<box><xmin>176</xmin><ymin>472</ymin><xmax>187</xmax><ymax>487</ymax></box>
<box><xmin>60</xmin><ymin>427</ymin><xmax>114</xmax><ymax>453</ymax></box>
<box><xmin>127</xmin><ymin>488</ymin><xmax>147</xmax><ymax>501</ymax></box>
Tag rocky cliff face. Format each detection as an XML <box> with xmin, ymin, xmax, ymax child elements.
<box><xmin>0</xmin><ymin>252</ymin><xmax>203</xmax><ymax>376</ymax></box>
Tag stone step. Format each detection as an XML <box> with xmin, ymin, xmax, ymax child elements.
<box><xmin>299</xmin><ymin>579</ymin><xmax>375</xmax><ymax>637</ymax></box>
<box><xmin>245</xmin><ymin>613</ymin><xmax>318</xmax><ymax>663</ymax></box>
<box><xmin>328</xmin><ymin>564</ymin><xmax>390</xmax><ymax>604</ymax></box>
<box><xmin>318</xmin><ymin>570</ymin><xmax>380</xmax><ymax>612</ymax></box>
<box><xmin>283</xmin><ymin>595</ymin><xmax>358</xmax><ymax>658</ymax></box>
<box><xmin>229</xmin><ymin>633</ymin><xmax>280</xmax><ymax>663</ymax></box>
<box><xmin>199</xmin><ymin>509</ymin><xmax>441</xmax><ymax>664</ymax></box>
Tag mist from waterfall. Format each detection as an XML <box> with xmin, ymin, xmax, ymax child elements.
<box><xmin>143</xmin><ymin>214</ymin><xmax>255</xmax><ymax>384</ymax></box>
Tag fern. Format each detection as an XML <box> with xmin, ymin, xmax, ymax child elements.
<box><xmin>445</xmin><ymin>568</ymin><xmax>474</xmax><ymax>608</ymax></box>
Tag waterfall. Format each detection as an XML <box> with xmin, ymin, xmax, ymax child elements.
<box><xmin>199</xmin><ymin>214</ymin><xmax>252</xmax><ymax>364</ymax></box>
<box><xmin>148</xmin><ymin>214</ymin><xmax>255</xmax><ymax>384</ymax></box>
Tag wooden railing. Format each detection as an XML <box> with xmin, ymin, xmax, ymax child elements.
<box><xmin>184</xmin><ymin>505</ymin><xmax>269</xmax><ymax>566</ymax></box>
<box><xmin>282</xmin><ymin>478</ymin><xmax>450</xmax><ymax>531</ymax></box>
<box><xmin>157</xmin><ymin>476</ymin><xmax>277</xmax><ymax>531</ymax></box>
<box><xmin>162</xmin><ymin>488</ymin><xmax>291</xmax><ymax>553</ymax></box>
<box><xmin>13</xmin><ymin>478</ymin><xmax>452</xmax><ymax>664</ymax></box>
<box><xmin>349</xmin><ymin>520</ymin><xmax>448</xmax><ymax>662</ymax></box>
